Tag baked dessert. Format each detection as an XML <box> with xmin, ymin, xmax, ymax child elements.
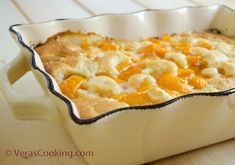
<box><xmin>35</xmin><ymin>31</ymin><xmax>235</xmax><ymax>119</ymax></box>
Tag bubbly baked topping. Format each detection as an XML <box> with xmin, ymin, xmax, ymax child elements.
<box><xmin>35</xmin><ymin>31</ymin><xmax>235</xmax><ymax>118</ymax></box>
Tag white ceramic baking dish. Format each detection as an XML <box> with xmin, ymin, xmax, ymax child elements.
<box><xmin>1</xmin><ymin>5</ymin><xmax>235</xmax><ymax>165</ymax></box>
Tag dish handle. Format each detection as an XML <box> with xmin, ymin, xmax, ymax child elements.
<box><xmin>0</xmin><ymin>54</ymin><xmax>62</xmax><ymax>123</ymax></box>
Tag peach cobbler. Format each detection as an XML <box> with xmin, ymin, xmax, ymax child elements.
<box><xmin>35</xmin><ymin>31</ymin><xmax>235</xmax><ymax>118</ymax></box>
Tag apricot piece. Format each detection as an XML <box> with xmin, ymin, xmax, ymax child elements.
<box><xmin>80</xmin><ymin>39</ymin><xmax>90</xmax><ymax>50</ymax></box>
<box><xmin>60</xmin><ymin>75</ymin><xmax>85</xmax><ymax>98</ymax></box>
<box><xmin>147</xmin><ymin>38</ymin><xmax>161</xmax><ymax>44</ymax></box>
<box><xmin>175</xmin><ymin>41</ymin><xmax>191</xmax><ymax>55</ymax></box>
<box><xmin>137</xmin><ymin>44</ymin><xmax>155</xmax><ymax>56</ymax></box>
<box><xmin>97</xmin><ymin>41</ymin><xmax>119</xmax><ymax>51</ymax></box>
<box><xmin>162</xmin><ymin>34</ymin><xmax>171</xmax><ymax>42</ymax></box>
<box><xmin>111</xmin><ymin>93</ymin><xmax>127</xmax><ymax>101</ymax></box>
<box><xmin>197</xmin><ymin>41</ymin><xmax>214</xmax><ymax>50</ymax></box>
<box><xmin>116</xmin><ymin>61</ymin><xmax>132</xmax><ymax>72</ymax></box>
<box><xmin>120</xmin><ymin>93</ymin><xmax>154</xmax><ymax>106</ymax></box>
<box><xmin>155</xmin><ymin>45</ymin><xmax>167</xmax><ymax>57</ymax></box>
<box><xmin>136</xmin><ymin>78</ymin><xmax>155</xmax><ymax>92</ymax></box>
<box><xmin>137</xmin><ymin>44</ymin><xmax>167</xmax><ymax>57</ymax></box>
<box><xmin>178</xmin><ymin>68</ymin><xmax>194</xmax><ymax>77</ymax></box>
<box><xmin>157</xmin><ymin>73</ymin><xmax>189</xmax><ymax>94</ymax></box>
<box><xmin>188</xmin><ymin>76</ymin><xmax>207</xmax><ymax>89</ymax></box>
<box><xmin>118</xmin><ymin>66</ymin><xmax>142</xmax><ymax>81</ymax></box>
<box><xmin>187</xmin><ymin>55</ymin><xmax>203</xmax><ymax>67</ymax></box>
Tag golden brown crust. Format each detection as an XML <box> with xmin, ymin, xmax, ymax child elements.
<box><xmin>35</xmin><ymin>30</ymin><xmax>235</xmax><ymax>119</ymax></box>
<box><xmin>202</xmin><ymin>32</ymin><xmax>235</xmax><ymax>45</ymax></box>
<box><xmin>73</xmin><ymin>95</ymin><xmax>128</xmax><ymax>119</ymax></box>
<box><xmin>35</xmin><ymin>42</ymin><xmax>95</xmax><ymax>83</ymax></box>
<box><xmin>208</xmin><ymin>77</ymin><xmax>235</xmax><ymax>91</ymax></box>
